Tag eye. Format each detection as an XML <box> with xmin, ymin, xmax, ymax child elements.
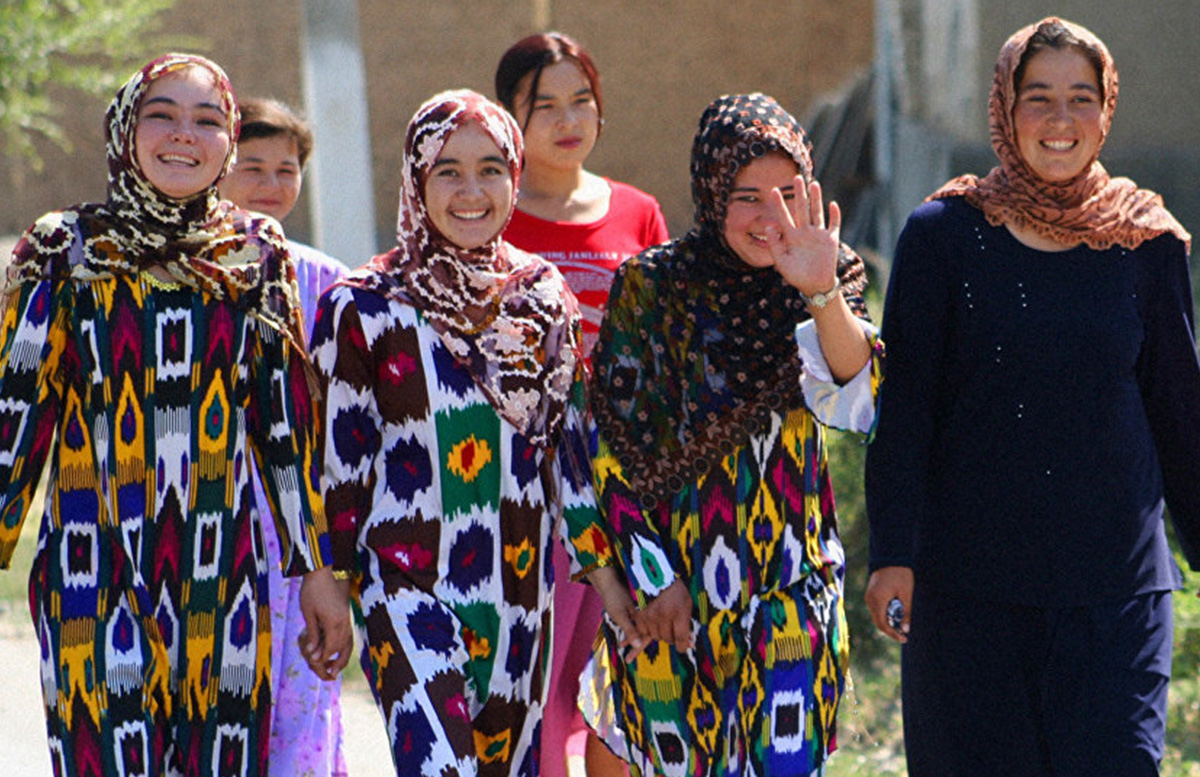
<box><xmin>731</xmin><ymin>194</ymin><xmax>759</xmax><ymax>204</ymax></box>
<box><xmin>482</xmin><ymin>164</ymin><xmax>508</xmax><ymax>177</ymax></box>
<box><xmin>143</xmin><ymin>109</ymin><xmax>173</xmax><ymax>121</ymax></box>
<box><xmin>434</xmin><ymin>167</ymin><xmax>459</xmax><ymax>178</ymax></box>
<box><xmin>198</xmin><ymin>118</ymin><xmax>224</xmax><ymax>128</ymax></box>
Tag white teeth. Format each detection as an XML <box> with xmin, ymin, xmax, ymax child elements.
<box><xmin>452</xmin><ymin>210</ymin><xmax>487</xmax><ymax>220</ymax></box>
<box><xmin>160</xmin><ymin>153</ymin><xmax>198</xmax><ymax>166</ymax></box>
<box><xmin>1042</xmin><ymin>140</ymin><xmax>1075</xmax><ymax>151</ymax></box>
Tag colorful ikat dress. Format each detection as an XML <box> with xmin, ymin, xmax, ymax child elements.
<box><xmin>312</xmin><ymin>281</ymin><xmax>609</xmax><ymax>777</ymax></box>
<box><xmin>0</xmin><ymin>239</ymin><xmax>330</xmax><ymax>777</ymax></box>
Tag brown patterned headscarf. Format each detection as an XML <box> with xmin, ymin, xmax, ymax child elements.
<box><xmin>930</xmin><ymin>17</ymin><xmax>1190</xmax><ymax>251</ymax></box>
<box><xmin>590</xmin><ymin>93</ymin><xmax>870</xmax><ymax>507</ymax></box>
<box><xmin>354</xmin><ymin>89</ymin><xmax>582</xmax><ymax>447</ymax></box>
<box><xmin>7</xmin><ymin>53</ymin><xmax>305</xmax><ymax>344</ymax></box>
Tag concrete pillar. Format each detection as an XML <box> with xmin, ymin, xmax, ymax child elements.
<box><xmin>300</xmin><ymin>0</ymin><xmax>377</xmax><ymax>266</ymax></box>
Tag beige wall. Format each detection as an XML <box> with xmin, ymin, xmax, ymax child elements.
<box><xmin>2</xmin><ymin>0</ymin><xmax>874</xmax><ymax>255</ymax></box>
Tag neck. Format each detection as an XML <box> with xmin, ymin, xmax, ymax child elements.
<box><xmin>516</xmin><ymin>165</ymin><xmax>609</xmax><ymax>224</ymax></box>
<box><xmin>519</xmin><ymin>163</ymin><xmax>588</xmax><ymax>202</ymax></box>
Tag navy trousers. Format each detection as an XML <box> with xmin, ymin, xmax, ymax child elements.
<box><xmin>901</xmin><ymin>584</ymin><xmax>1173</xmax><ymax>777</ymax></box>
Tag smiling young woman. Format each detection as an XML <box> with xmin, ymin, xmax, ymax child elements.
<box><xmin>310</xmin><ymin>89</ymin><xmax>641</xmax><ymax>777</ymax></box>
<box><xmin>0</xmin><ymin>54</ymin><xmax>350</xmax><ymax>777</ymax></box>
<box><xmin>865</xmin><ymin>18</ymin><xmax>1200</xmax><ymax>777</ymax></box>
<box><xmin>494</xmin><ymin>33</ymin><xmax>669</xmax><ymax>777</ymax></box>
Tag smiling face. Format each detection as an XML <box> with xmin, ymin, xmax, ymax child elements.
<box><xmin>1013</xmin><ymin>46</ymin><xmax>1103</xmax><ymax>183</ymax></box>
<box><xmin>133</xmin><ymin>66</ymin><xmax>232</xmax><ymax>199</ymax></box>
<box><xmin>423</xmin><ymin>121</ymin><xmax>514</xmax><ymax>249</ymax></box>
<box><xmin>722</xmin><ymin>151</ymin><xmax>799</xmax><ymax>267</ymax></box>
<box><xmin>512</xmin><ymin>59</ymin><xmax>600</xmax><ymax>174</ymax></box>
<box><xmin>219</xmin><ymin>135</ymin><xmax>303</xmax><ymax>222</ymax></box>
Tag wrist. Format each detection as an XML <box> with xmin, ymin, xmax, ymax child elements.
<box><xmin>799</xmin><ymin>275</ymin><xmax>841</xmax><ymax>310</ymax></box>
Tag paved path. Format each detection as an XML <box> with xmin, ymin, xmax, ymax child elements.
<box><xmin>0</xmin><ymin>605</ymin><xmax>395</xmax><ymax>777</ymax></box>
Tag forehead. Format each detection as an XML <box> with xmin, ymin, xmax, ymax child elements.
<box><xmin>1019</xmin><ymin>47</ymin><xmax>1100</xmax><ymax>88</ymax></box>
<box><xmin>731</xmin><ymin>151</ymin><xmax>799</xmax><ymax>187</ymax></box>
<box><xmin>141</xmin><ymin>66</ymin><xmax>225</xmax><ymax>108</ymax></box>
<box><xmin>237</xmin><ymin>135</ymin><xmax>300</xmax><ymax>162</ymax></box>
<box><xmin>437</xmin><ymin>121</ymin><xmax>504</xmax><ymax>160</ymax></box>
<box><xmin>530</xmin><ymin>59</ymin><xmax>591</xmax><ymax>93</ymax></box>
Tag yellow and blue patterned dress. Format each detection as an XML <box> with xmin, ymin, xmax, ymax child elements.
<box><xmin>583</xmin><ymin>93</ymin><xmax>883</xmax><ymax>777</ymax></box>
<box><xmin>0</xmin><ymin>239</ymin><xmax>329</xmax><ymax>776</ymax></box>
<box><xmin>0</xmin><ymin>54</ymin><xmax>331</xmax><ymax>777</ymax></box>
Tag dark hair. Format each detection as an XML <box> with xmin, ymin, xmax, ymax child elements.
<box><xmin>1014</xmin><ymin>19</ymin><xmax>1105</xmax><ymax>95</ymax></box>
<box><xmin>494</xmin><ymin>31</ymin><xmax>603</xmax><ymax>134</ymax></box>
<box><xmin>237</xmin><ymin>97</ymin><xmax>315</xmax><ymax>169</ymax></box>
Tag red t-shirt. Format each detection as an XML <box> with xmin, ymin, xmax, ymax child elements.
<box><xmin>503</xmin><ymin>179</ymin><xmax>669</xmax><ymax>356</ymax></box>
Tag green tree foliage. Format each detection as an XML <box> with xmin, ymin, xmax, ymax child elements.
<box><xmin>0</xmin><ymin>0</ymin><xmax>178</xmax><ymax>170</ymax></box>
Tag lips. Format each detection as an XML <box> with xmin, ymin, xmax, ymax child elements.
<box><xmin>1040</xmin><ymin>139</ymin><xmax>1077</xmax><ymax>151</ymax></box>
<box><xmin>555</xmin><ymin>137</ymin><xmax>582</xmax><ymax>149</ymax></box>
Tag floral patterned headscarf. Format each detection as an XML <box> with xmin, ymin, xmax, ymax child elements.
<box><xmin>356</xmin><ymin>89</ymin><xmax>582</xmax><ymax>447</ymax></box>
<box><xmin>590</xmin><ymin>93</ymin><xmax>869</xmax><ymax>506</ymax></box>
<box><xmin>7</xmin><ymin>53</ymin><xmax>303</xmax><ymax>341</ymax></box>
<box><xmin>930</xmin><ymin>17</ymin><xmax>1190</xmax><ymax>250</ymax></box>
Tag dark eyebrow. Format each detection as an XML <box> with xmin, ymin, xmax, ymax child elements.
<box><xmin>534</xmin><ymin>86</ymin><xmax>593</xmax><ymax>102</ymax></box>
<box><xmin>142</xmin><ymin>96</ymin><xmax>225</xmax><ymax>113</ymax></box>
<box><xmin>730</xmin><ymin>183</ymin><xmax>795</xmax><ymax>193</ymax></box>
<box><xmin>1020</xmin><ymin>80</ymin><xmax>1099</xmax><ymax>94</ymax></box>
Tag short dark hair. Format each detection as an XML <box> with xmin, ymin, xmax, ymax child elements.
<box><xmin>1014</xmin><ymin>19</ymin><xmax>1105</xmax><ymax>96</ymax></box>
<box><xmin>237</xmin><ymin>97</ymin><xmax>315</xmax><ymax>169</ymax></box>
<box><xmin>494</xmin><ymin>31</ymin><xmax>603</xmax><ymax>134</ymax></box>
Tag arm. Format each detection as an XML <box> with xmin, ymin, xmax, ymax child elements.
<box><xmin>247</xmin><ymin>269</ymin><xmax>350</xmax><ymax>677</ymax></box>
<box><xmin>0</xmin><ymin>279</ymin><xmax>64</xmax><ymax>567</ymax></box>
<box><xmin>1135</xmin><ymin>236</ymin><xmax>1200</xmax><ymax>574</ymax></box>
<box><xmin>767</xmin><ymin>180</ymin><xmax>871</xmax><ymax>382</ymax></box>
<box><xmin>863</xmin><ymin>204</ymin><xmax>954</xmax><ymax>639</ymax></box>
<box><xmin>590</xmin><ymin>262</ymin><xmax>694</xmax><ymax>652</ymax></box>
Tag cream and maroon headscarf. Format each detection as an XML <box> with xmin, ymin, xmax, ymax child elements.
<box><xmin>930</xmin><ymin>17</ymin><xmax>1190</xmax><ymax>251</ymax></box>
<box><xmin>7</xmin><ymin>53</ymin><xmax>304</xmax><ymax>343</ymax></box>
<box><xmin>355</xmin><ymin>89</ymin><xmax>582</xmax><ymax>447</ymax></box>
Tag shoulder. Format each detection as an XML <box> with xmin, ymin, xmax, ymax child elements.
<box><xmin>606</xmin><ymin>179</ymin><xmax>662</xmax><ymax>210</ymax></box>
<box><xmin>605</xmin><ymin>179</ymin><xmax>667</xmax><ymax>223</ymax></box>
<box><xmin>612</xmin><ymin>239</ymin><xmax>681</xmax><ymax>288</ymax></box>
<box><xmin>288</xmin><ymin>240</ymin><xmax>349</xmax><ymax>274</ymax></box>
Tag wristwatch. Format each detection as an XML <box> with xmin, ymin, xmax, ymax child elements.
<box><xmin>800</xmin><ymin>276</ymin><xmax>841</xmax><ymax>309</ymax></box>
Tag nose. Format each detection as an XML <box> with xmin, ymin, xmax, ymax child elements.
<box><xmin>1048</xmin><ymin>98</ymin><xmax>1073</xmax><ymax>124</ymax></box>
<box><xmin>459</xmin><ymin>172</ymin><xmax>484</xmax><ymax>195</ymax></box>
<box><xmin>556</xmin><ymin>104</ymin><xmax>579</xmax><ymax>127</ymax></box>
<box><xmin>170</xmin><ymin>123</ymin><xmax>196</xmax><ymax>143</ymax></box>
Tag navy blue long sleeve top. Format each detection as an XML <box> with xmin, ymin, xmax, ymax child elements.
<box><xmin>865</xmin><ymin>197</ymin><xmax>1200</xmax><ymax>606</ymax></box>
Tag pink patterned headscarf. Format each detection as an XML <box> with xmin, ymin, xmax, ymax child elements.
<box><xmin>930</xmin><ymin>18</ymin><xmax>1189</xmax><ymax>251</ymax></box>
<box><xmin>361</xmin><ymin>89</ymin><xmax>583</xmax><ymax>447</ymax></box>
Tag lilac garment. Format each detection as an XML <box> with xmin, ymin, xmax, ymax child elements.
<box><xmin>261</xmin><ymin>241</ymin><xmax>350</xmax><ymax>777</ymax></box>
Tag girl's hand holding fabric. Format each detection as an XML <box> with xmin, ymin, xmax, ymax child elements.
<box><xmin>766</xmin><ymin>178</ymin><xmax>842</xmax><ymax>298</ymax></box>
<box><xmin>298</xmin><ymin>567</ymin><xmax>354</xmax><ymax>680</ymax></box>
<box><xmin>633</xmin><ymin>578</ymin><xmax>695</xmax><ymax>653</ymax></box>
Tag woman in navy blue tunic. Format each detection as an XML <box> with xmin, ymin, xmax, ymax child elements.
<box><xmin>864</xmin><ymin>17</ymin><xmax>1200</xmax><ymax>776</ymax></box>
